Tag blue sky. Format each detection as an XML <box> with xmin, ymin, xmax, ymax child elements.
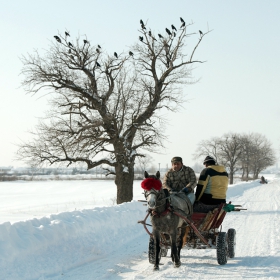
<box><xmin>1</xmin><ymin>0</ymin><xmax>280</xmax><ymax>169</ymax></box>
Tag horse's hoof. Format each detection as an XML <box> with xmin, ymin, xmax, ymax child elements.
<box><xmin>174</xmin><ymin>261</ymin><xmax>181</xmax><ymax>268</ymax></box>
<box><xmin>153</xmin><ymin>265</ymin><xmax>159</xmax><ymax>271</ymax></box>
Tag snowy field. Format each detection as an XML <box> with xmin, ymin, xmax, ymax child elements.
<box><xmin>0</xmin><ymin>173</ymin><xmax>279</xmax><ymax>279</ymax></box>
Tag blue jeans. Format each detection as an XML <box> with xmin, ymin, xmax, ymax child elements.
<box><xmin>187</xmin><ymin>193</ymin><xmax>195</xmax><ymax>204</ymax></box>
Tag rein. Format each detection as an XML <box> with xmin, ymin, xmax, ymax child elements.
<box><xmin>149</xmin><ymin>201</ymin><xmax>172</xmax><ymax>218</ymax></box>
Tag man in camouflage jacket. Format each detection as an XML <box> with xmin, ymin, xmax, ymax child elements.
<box><xmin>163</xmin><ymin>156</ymin><xmax>197</xmax><ymax>204</ymax></box>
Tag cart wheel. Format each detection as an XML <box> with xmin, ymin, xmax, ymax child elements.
<box><xmin>161</xmin><ymin>248</ymin><xmax>168</xmax><ymax>257</ymax></box>
<box><xmin>216</xmin><ymin>232</ymin><xmax>228</xmax><ymax>265</ymax></box>
<box><xmin>148</xmin><ymin>237</ymin><xmax>162</xmax><ymax>264</ymax></box>
<box><xmin>227</xmin><ymin>228</ymin><xmax>236</xmax><ymax>258</ymax></box>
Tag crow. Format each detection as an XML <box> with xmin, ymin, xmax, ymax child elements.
<box><xmin>140</xmin><ymin>19</ymin><xmax>144</xmax><ymax>25</ymax></box>
<box><xmin>180</xmin><ymin>21</ymin><xmax>186</xmax><ymax>28</ymax></box>
<box><xmin>165</xmin><ymin>28</ymin><xmax>172</xmax><ymax>36</ymax></box>
<box><xmin>96</xmin><ymin>48</ymin><xmax>100</xmax><ymax>53</ymax></box>
<box><xmin>171</xmin><ymin>24</ymin><xmax>177</xmax><ymax>31</ymax></box>
<box><xmin>141</xmin><ymin>24</ymin><xmax>146</xmax><ymax>30</ymax></box>
<box><xmin>158</xmin><ymin>33</ymin><xmax>163</xmax><ymax>39</ymax></box>
<box><xmin>54</xmin><ymin>36</ymin><xmax>61</xmax><ymax>43</ymax></box>
<box><xmin>199</xmin><ymin>30</ymin><xmax>203</xmax><ymax>36</ymax></box>
<box><xmin>65</xmin><ymin>31</ymin><xmax>70</xmax><ymax>37</ymax></box>
<box><xmin>173</xmin><ymin>32</ymin><xmax>176</xmax><ymax>37</ymax></box>
<box><xmin>98</xmin><ymin>45</ymin><xmax>101</xmax><ymax>48</ymax></box>
<box><xmin>139</xmin><ymin>36</ymin><xmax>143</xmax><ymax>42</ymax></box>
<box><xmin>114</xmin><ymin>52</ymin><xmax>118</xmax><ymax>58</ymax></box>
<box><xmin>148</xmin><ymin>31</ymin><xmax>157</xmax><ymax>41</ymax></box>
<box><xmin>180</xmin><ymin>17</ymin><xmax>185</xmax><ymax>23</ymax></box>
<box><xmin>96</xmin><ymin>61</ymin><xmax>101</xmax><ymax>67</ymax></box>
<box><xmin>129</xmin><ymin>51</ymin><xmax>134</xmax><ymax>56</ymax></box>
<box><xmin>83</xmin><ymin>39</ymin><xmax>88</xmax><ymax>44</ymax></box>
<box><xmin>68</xmin><ymin>42</ymin><xmax>73</xmax><ymax>47</ymax></box>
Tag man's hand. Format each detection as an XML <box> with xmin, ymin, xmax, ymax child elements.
<box><xmin>182</xmin><ymin>187</ymin><xmax>191</xmax><ymax>194</ymax></box>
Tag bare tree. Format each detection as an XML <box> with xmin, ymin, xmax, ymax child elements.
<box><xmin>136</xmin><ymin>154</ymin><xmax>155</xmax><ymax>175</ymax></box>
<box><xmin>239</xmin><ymin>134</ymin><xmax>253</xmax><ymax>180</ymax></box>
<box><xmin>17</xmin><ymin>19</ymin><xmax>210</xmax><ymax>204</ymax></box>
<box><xmin>194</xmin><ymin>133</ymin><xmax>243</xmax><ymax>184</ymax></box>
<box><xmin>217</xmin><ymin>133</ymin><xmax>243</xmax><ymax>184</ymax></box>
<box><xmin>193</xmin><ymin>137</ymin><xmax>222</xmax><ymax>164</ymax></box>
<box><xmin>246</xmin><ymin>133</ymin><xmax>276</xmax><ymax>179</ymax></box>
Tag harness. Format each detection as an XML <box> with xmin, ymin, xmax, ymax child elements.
<box><xmin>149</xmin><ymin>201</ymin><xmax>172</xmax><ymax>218</ymax></box>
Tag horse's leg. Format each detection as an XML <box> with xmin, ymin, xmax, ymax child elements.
<box><xmin>154</xmin><ymin>231</ymin><xmax>161</xmax><ymax>270</ymax></box>
<box><xmin>177</xmin><ymin>227</ymin><xmax>186</xmax><ymax>260</ymax></box>
<box><xmin>170</xmin><ymin>231</ymin><xmax>181</xmax><ymax>267</ymax></box>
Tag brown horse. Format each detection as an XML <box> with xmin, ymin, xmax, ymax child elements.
<box><xmin>141</xmin><ymin>171</ymin><xmax>192</xmax><ymax>270</ymax></box>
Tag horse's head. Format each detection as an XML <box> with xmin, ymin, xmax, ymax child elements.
<box><xmin>141</xmin><ymin>171</ymin><xmax>162</xmax><ymax>209</ymax></box>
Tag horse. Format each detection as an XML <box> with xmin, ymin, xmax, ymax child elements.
<box><xmin>141</xmin><ymin>171</ymin><xmax>193</xmax><ymax>270</ymax></box>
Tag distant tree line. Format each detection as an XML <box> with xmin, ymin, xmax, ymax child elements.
<box><xmin>193</xmin><ymin>132</ymin><xmax>276</xmax><ymax>184</ymax></box>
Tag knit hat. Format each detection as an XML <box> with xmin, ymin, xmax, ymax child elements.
<box><xmin>203</xmin><ymin>156</ymin><xmax>216</xmax><ymax>164</ymax></box>
<box><xmin>171</xmin><ymin>156</ymin><xmax>182</xmax><ymax>163</ymax></box>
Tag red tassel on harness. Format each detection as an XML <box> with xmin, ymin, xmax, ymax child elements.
<box><xmin>141</xmin><ymin>177</ymin><xmax>162</xmax><ymax>191</ymax></box>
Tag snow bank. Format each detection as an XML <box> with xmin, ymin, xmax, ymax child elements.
<box><xmin>0</xmin><ymin>201</ymin><xmax>147</xmax><ymax>280</ymax></box>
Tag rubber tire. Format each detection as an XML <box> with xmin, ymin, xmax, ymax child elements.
<box><xmin>227</xmin><ymin>228</ymin><xmax>236</xmax><ymax>258</ymax></box>
<box><xmin>148</xmin><ymin>237</ymin><xmax>161</xmax><ymax>264</ymax></box>
<box><xmin>216</xmin><ymin>232</ymin><xmax>228</xmax><ymax>265</ymax></box>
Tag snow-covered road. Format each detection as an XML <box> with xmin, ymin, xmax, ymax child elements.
<box><xmin>1</xmin><ymin>176</ymin><xmax>279</xmax><ymax>279</ymax></box>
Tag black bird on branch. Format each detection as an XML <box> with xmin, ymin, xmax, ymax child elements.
<box><xmin>68</xmin><ymin>42</ymin><xmax>73</xmax><ymax>48</ymax></box>
<box><xmin>180</xmin><ymin>17</ymin><xmax>185</xmax><ymax>28</ymax></box>
<box><xmin>65</xmin><ymin>31</ymin><xmax>70</xmax><ymax>37</ymax></box>
<box><xmin>54</xmin><ymin>36</ymin><xmax>61</xmax><ymax>43</ymax></box>
<box><xmin>139</xmin><ymin>36</ymin><xmax>143</xmax><ymax>42</ymax></box>
<box><xmin>98</xmin><ymin>45</ymin><xmax>101</xmax><ymax>48</ymax></box>
<box><xmin>165</xmin><ymin>28</ymin><xmax>172</xmax><ymax>36</ymax></box>
<box><xmin>114</xmin><ymin>52</ymin><xmax>118</xmax><ymax>58</ymax></box>
<box><xmin>96</xmin><ymin>48</ymin><xmax>100</xmax><ymax>53</ymax></box>
<box><xmin>140</xmin><ymin>19</ymin><xmax>146</xmax><ymax>30</ymax></box>
<box><xmin>83</xmin><ymin>39</ymin><xmax>88</xmax><ymax>44</ymax></box>
<box><xmin>158</xmin><ymin>33</ymin><xmax>163</xmax><ymax>39</ymax></box>
<box><xmin>199</xmin><ymin>30</ymin><xmax>203</xmax><ymax>36</ymax></box>
<box><xmin>129</xmin><ymin>51</ymin><xmax>134</xmax><ymax>56</ymax></box>
<box><xmin>148</xmin><ymin>31</ymin><xmax>157</xmax><ymax>41</ymax></box>
<box><xmin>96</xmin><ymin>61</ymin><xmax>101</xmax><ymax>67</ymax></box>
<box><xmin>171</xmin><ymin>24</ymin><xmax>177</xmax><ymax>31</ymax></box>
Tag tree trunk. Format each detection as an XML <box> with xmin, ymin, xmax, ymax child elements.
<box><xmin>115</xmin><ymin>164</ymin><xmax>135</xmax><ymax>204</ymax></box>
<box><xmin>229</xmin><ymin>171</ymin><xmax>234</xmax><ymax>185</ymax></box>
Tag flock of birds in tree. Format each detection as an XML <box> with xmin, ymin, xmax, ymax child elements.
<box><xmin>139</xmin><ymin>17</ymin><xmax>203</xmax><ymax>42</ymax></box>
<box><xmin>53</xmin><ymin>18</ymin><xmax>202</xmax><ymax>69</ymax></box>
<box><xmin>53</xmin><ymin>30</ymin><xmax>133</xmax><ymax>68</ymax></box>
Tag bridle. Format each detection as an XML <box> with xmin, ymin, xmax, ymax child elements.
<box><xmin>144</xmin><ymin>188</ymin><xmax>171</xmax><ymax>217</ymax></box>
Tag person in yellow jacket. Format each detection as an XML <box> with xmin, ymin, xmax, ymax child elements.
<box><xmin>195</xmin><ymin>156</ymin><xmax>228</xmax><ymax>206</ymax></box>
